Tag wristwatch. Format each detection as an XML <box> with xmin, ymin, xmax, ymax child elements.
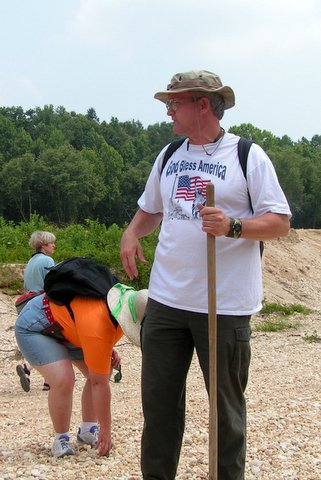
<box><xmin>226</xmin><ymin>218</ymin><xmax>242</xmax><ymax>238</ymax></box>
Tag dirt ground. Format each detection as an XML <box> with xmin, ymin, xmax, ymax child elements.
<box><xmin>261</xmin><ymin>228</ymin><xmax>321</xmax><ymax>310</ymax></box>
<box><xmin>0</xmin><ymin>229</ymin><xmax>320</xmax><ymax>479</ymax></box>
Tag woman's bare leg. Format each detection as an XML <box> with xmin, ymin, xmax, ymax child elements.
<box><xmin>73</xmin><ymin>360</ymin><xmax>97</xmax><ymax>422</ymax></box>
<box><xmin>35</xmin><ymin>359</ymin><xmax>75</xmax><ymax>433</ymax></box>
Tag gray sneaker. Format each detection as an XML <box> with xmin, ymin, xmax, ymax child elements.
<box><xmin>77</xmin><ymin>425</ymin><xmax>98</xmax><ymax>446</ymax></box>
<box><xmin>51</xmin><ymin>435</ymin><xmax>75</xmax><ymax>457</ymax></box>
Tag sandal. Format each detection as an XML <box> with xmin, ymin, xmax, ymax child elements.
<box><xmin>16</xmin><ymin>364</ymin><xmax>31</xmax><ymax>392</ymax></box>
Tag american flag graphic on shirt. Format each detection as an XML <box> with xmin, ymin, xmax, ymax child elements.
<box><xmin>175</xmin><ymin>175</ymin><xmax>211</xmax><ymax>201</ymax></box>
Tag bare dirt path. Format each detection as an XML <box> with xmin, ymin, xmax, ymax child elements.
<box><xmin>0</xmin><ymin>229</ymin><xmax>320</xmax><ymax>479</ymax></box>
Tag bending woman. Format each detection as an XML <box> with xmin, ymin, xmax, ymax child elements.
<box><xmin>15</xmin><ymin>293</ymin><xmax>122</xmax><ymax>458</ymax></box>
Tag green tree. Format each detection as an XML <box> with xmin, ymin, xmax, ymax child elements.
<box><xmin>119</xmin><ymin>160</ymin><xmax>152</xmax><ymax>224</ymax></box>
<box><xmin>34</xmin><ymin>145</ymin><xmax>107</xmax><ymax>223</ymax></box>
<box><xmin>146</xmin><ymin>121</ymin><xmax>181</xmax><ymax>162</ymax></box>
<box><xmin>270</xmin><ymin>148</ymin><xmax>305</xmax><ymax>227</ymax></box>
<box><xmin>86</xmin><ymin>107</ymin><xmax>100</xmax><ymax>123</ymax></box>
<box><xmin>63</xmin><ymin>115</ymin><xmax>104</xmax><ymax>150</ymax></box>
<box><xmin>0</xmin><ymin>154</ymin><xmax>36</xmax><ymax>221</ymax></box>
<box><xmin>0</xmin><ymin>115</ymin><xmax>32</xmax><ymax>164</ymax></box>
<box><xmin>92</xmin><ymin>142</ymin><xmax>124</xmax><ymax>225</ymax></box>
<box><xmin>228</xmin><ymin>123</ymin><xmax>279</xmax><ymax>151</ymax></box>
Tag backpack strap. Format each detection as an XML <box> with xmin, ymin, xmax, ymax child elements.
<box><xmin>160</xmin><ymin>138</ymin><xmax>186</xmax><ymax>176</ymax></box>
<box><xmin>237</xmin><ymin>137</ymin><xmax>253</xmax><ymax>180</ymax></box>
<box><xmin>108</xmin><ymin>304</ymin><xmax>119</xmax><ymax>328</ymax></box>
<box><xmin>41</xmin><ymin>295</ymin><xmax>65</xmax><ymax>340</ymax></box>
<box><xmin>237</xmin><ymin>137</ymin><xmax>264</xmax><ymax>257</ymax></box>
<box><xmin>65</xmin><ymin>302</ymin><xmax>75</xmax><ymax>321</ymax></box>
<box><xmin>237</xmin><ymin>137</ymin><xmax>254</xmax><ymax>212</ymax></box>
<box><xmin>42</xmin><ymin>294</ymin><xmax>55</xmax><ymax>324</ymax></box>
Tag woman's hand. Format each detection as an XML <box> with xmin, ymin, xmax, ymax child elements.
<box><xmin>111</xmin><ymin>349</ymin><xmax>121</xmax><ymax>369</ymax></box>
<box><xmin>96</xmin><ymin>425</ymin><xmax>113</xmax><ymax>456</ymax></box>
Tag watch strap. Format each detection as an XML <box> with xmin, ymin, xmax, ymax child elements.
<box><xmin>226</xmin><ymin>218</ymin><xmax>242</xmax><ymax>238</ymax></box>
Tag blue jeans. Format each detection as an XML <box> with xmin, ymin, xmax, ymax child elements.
<box><xmin>15</xmin><ymin>294</ymin><xmax>83</xmax><ymax>365</ymax></box>
<box><xmin>141</xmin><ymin>299</ymin><xmax>251</xmax><ymax>480</ymax></box>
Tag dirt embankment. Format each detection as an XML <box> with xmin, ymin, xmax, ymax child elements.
<box><xmin>261</xmin><ymin>229</ymin><xmax>321</xmax><ymax>310</ymax></box>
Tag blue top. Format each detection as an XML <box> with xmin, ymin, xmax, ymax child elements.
<box><xmin>23</xmin><ymin>253</ymin><xmax>55</xmax><ymax>292</ymax></box>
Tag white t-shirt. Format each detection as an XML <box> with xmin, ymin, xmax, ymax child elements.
<box><xmin>138</xmin><ymin>133</ymin><xmax>291</xmax><ymax>315</ymax></box>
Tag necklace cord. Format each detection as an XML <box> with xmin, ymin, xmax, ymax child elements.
<box><xmin>201</xmin><ymin>128</ymin><xmax>225</xmax><ymax>156</ymax></box>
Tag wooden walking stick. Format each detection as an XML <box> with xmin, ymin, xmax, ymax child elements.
<box><xmin>206</xmin><ymin>182</ymin><xmax>218</xmax><ymax>480</ymax></box>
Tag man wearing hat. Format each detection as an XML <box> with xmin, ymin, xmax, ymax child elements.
<box><xmin>120</xmin><ymin>70</ymin><xmax>291</xmax><ymax>479</ymax></box>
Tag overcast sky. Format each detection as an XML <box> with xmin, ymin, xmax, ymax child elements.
<box><xmin>1</xmin><ymin>0</ymin><xmax>320</xmax><ymax>142</ymax></box>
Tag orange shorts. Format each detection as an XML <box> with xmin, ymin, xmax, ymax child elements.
<box><xmin>50</xmin><ymin>297</ymin><xmax>123</xmax><ymax>374</ymax></box>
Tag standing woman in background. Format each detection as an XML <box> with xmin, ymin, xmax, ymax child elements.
<box><xmin>16</xmin><ymin>230</ymin><xmax>56</xmax><ymax>392</ymax></box>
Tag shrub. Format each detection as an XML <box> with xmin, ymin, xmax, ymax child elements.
<box><xmin>0</xmin><ymin>217</ymin><xmax>156</xmax><ymax>292</ymax></box>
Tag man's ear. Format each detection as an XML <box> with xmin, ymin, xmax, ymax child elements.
<box><xmin>198</xmin><ymin>96</ymin><xmax>211</xmax><ymax>113</ymax></box>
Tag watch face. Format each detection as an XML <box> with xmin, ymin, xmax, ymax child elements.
<box><xmin>233</xmin><ymin>219</ymin><xmax>242</xmax><ymax>238</ymax></box>
<box><xmin>226</xmin><ymin>218</ymin><xmax>242</xmax><ymax>238</ymax></box>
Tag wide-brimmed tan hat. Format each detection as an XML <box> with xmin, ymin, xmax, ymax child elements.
<box><xmin>107</xmin><ymin>283</ymin><xmax>148</xmax><ymax>347</ymax></box>
<box><xmin>154</xmin><ymin>70</ymin><xmax>235</xmax><ymax>110</ymax></box>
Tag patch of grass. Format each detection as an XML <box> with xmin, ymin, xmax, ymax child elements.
<box><xmin>260</xmin><ymin>301</ymin><xmax>311</xmax><ymax>316</ymax></box>
<box><xmin>303</xmin><ymin>330</ymin><xmax>321</xmax><ymax>343</ymax></box>
<box><xmin>255</xmin><ymin>300</ymin><xmax>311</xmax><ymax>332</ymax></box>
<box><xmin>255</xmin><ymin>318</ymin><xmax>298</xmax><ymax>332</ymax></box>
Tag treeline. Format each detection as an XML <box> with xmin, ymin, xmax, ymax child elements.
<box><xmin>1</xmin><ymin>105</ymin><xmax>321</xmax><ymax>228</ymax></box>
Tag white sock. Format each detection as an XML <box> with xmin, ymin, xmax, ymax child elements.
<box><xmin>79</xmin><ymin>422</ymin><xmax>98</xmax><ymax>434</ymax></box>
<box><xmin>55</xmin><ymin>431</ymin><xmax>70</xmax><ymax>440</ymax></box>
